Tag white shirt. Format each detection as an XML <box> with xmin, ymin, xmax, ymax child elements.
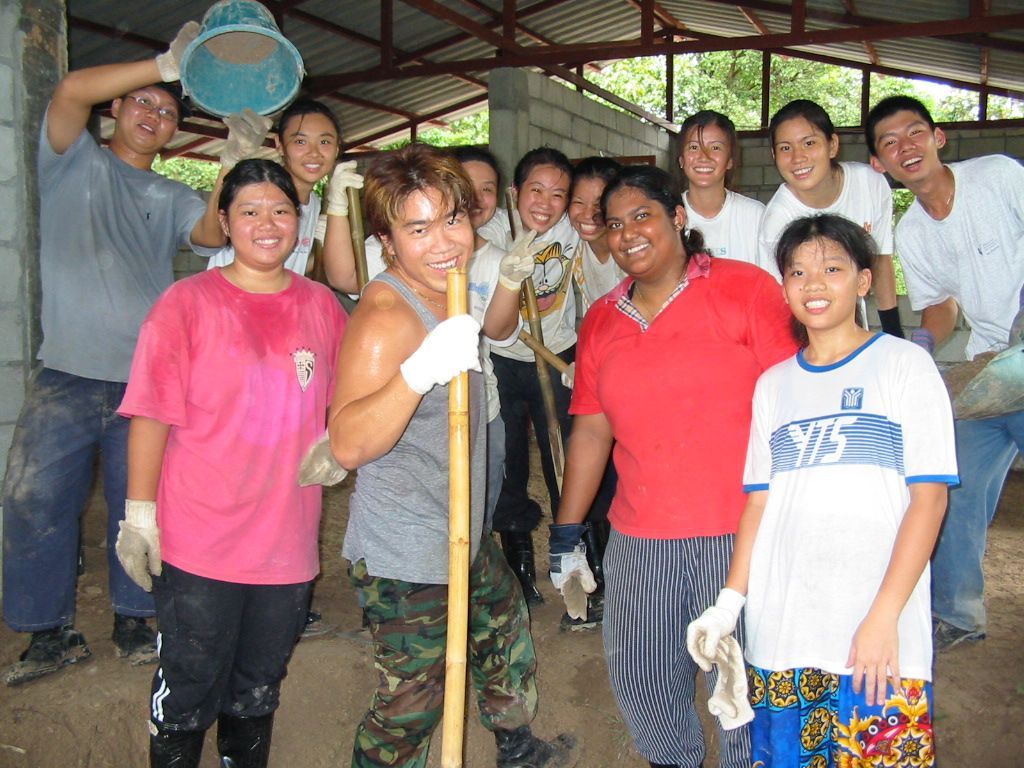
<box><xmin>743</xmin><ymin>334</ymin><xmax>958</xmax><ymax>680</ymax></box>
<box><xmin>758</xmin><ymin>162</ymin><xmax>894</xmax><ymax>281</ymax></box>
<box><xmin>684</xmin><ymin>189</ymin><xmax>765</xmax><ymax>266</ymax></box>
<box><xmin>896</xmin><ymin>155</ymin><xmax>1024</xmax><ymax>359</ymax></box>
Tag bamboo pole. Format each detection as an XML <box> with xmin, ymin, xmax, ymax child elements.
<box><xmin>440</xmin><ymin>267</ymin><xmax>471</xmax><ymax>768</ymax></box>
<box><xmin>521</xmin><ymin>277</ymin><xmax>565</xmax><ymax>492</ymax></box>
<box><xmin>518</xmin><ymin>329</ymin><xmax>571</xmax><ymax>378</ymax></box>
<box><xmin>347</xmin><ymin>185</ymin><xmax>369</xmax><ymax>292</ymax></box>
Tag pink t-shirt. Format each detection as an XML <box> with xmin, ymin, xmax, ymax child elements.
<box><xmin>571</xmin><ymin>257</ymin><xmax>797</xmax><ymax>538</ymax></box>
<box><xmin>120</xmin><ymin>269</ymin><xmax>347</xmax><ymax>584</ymax></box>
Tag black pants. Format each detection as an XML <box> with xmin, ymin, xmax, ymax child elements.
<box><xmin>149</xmin><ymin>563</ymin><xmax>311</xmax><ymax>731</ymax></box>
<box><xmin>491</xmin><ymin>347</ymin><xmax>575</xmax><ymax>533</ymax></box>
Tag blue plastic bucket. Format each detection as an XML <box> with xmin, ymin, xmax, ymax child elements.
<box><xmin>180</xmin><ymin>0</ymin><xmax>305</xmax><ymax>117</ymax></box>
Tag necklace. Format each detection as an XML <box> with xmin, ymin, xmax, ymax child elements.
<box><xmin>410</xmin><ymin>283</ymin><xmax>446</xmax><ymax>311</ymax></box>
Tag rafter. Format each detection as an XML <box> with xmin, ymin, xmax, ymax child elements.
<box><xmin>340</xmin><ymin>94</ymin><xmax>487</xmax><ymax>152</ymax></box>
<box><xmin>840</xmin><ymin>0</ymin><xmax>879</xmax><ymax>65</ymax></box>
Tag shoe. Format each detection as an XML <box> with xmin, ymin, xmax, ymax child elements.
<box><xmin>300</xmin><ymin>609</ymin><xmax>331</xmax><ymax>639</ymax></box>
<box><xmin>495</xmin><ymin>725</ymin><xmax>577</xmax><ymax>768</ymax></box>
<box><xmin>112</xmin><ymin>614</ymin><xmax>159</xmax><ymax>665</ymax></box>
<box><xmin>3</xmin><ymin>626</ymin><xmax>92</xmax><ymax>686</ymax></box>
<box><xmin>559</xmin><ymin>593</ymin><xmax>604</xmax><ymax>632</ymax></box>
<box><xmin>933</xmin><ymin>618</ymin><xmax>985</xmax><ymax>652</ymax></box>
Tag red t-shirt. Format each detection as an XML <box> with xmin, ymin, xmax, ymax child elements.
<box><xmin>119</xmin><ymin>269</ymin><xmax>347</xmax><ymax>584</ymax></box>
<box><xmin>571</xmin><ymin>256</ymin><xmax>796</xmax><ymax>538</ymax></box>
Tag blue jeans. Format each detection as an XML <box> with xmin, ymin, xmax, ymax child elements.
<box><xmin>931</xmin><ymin>410</ymin><xmax>1024</xmax><ymax>632</ymax></box>
<box><xmin>2</xmin><ymin>368</ymin><xmax>154</xmax><ymax>631</ymax></box>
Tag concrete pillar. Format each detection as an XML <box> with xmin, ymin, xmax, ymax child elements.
<box><xmin>488</xmin><ymin>68</ymin><xmax>531</xmax><ymax>190</ymax></box>
<box><xmin>0</xmin><ymin>1</ymin><xmax>67</xmax><ymax>579</ymax></box>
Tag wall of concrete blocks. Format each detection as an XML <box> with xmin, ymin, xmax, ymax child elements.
<box><xmin>0</xmin><ymin>1</ymin><xmax>65</xmax><ymax>503</ymax></box>
<box><xmin>488</xmin><ymin>68</ymin><xmax>672</xmax><ymax>186</ymax></box>
<box><xmin>730</xmin><ymin>125</ymin><xmax>1024</xmax><ymax>362</ymax></box>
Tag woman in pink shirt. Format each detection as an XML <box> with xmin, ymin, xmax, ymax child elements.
<box><xmin>117</xmin><ymin>159</ymin><xmax>347</xmax><ymax>768</ymax></box>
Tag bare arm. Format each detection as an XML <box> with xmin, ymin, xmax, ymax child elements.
<box><xmin>848</xmin><ymin>481</ymin><xmax>948</xmax><ymax>705</ymax></box>
<box><xmin>322</xmin><ymin>213</ymin><xmax>360</xmax><ymax>294</ymax></box>
<box><xmin>126</xmin><ymin>416</ymin><xmax>170</xmax><ymax>501</ymax></box>
<box><xmin>190</xmin><ymin>166</ymin><xmax>229</xmax><ymax>248</ymax></box>
<box><xmin>47</xmin><ymin>60</ymin><xmax>164</xmax><ymax>154</ymax></box>
<box><xmin>724</xmin><ymin>490</ymin><xmax>769</xmax><ymax>595</ymax></box>
<box><xmin>482</xmin><ymin>283</ymin><xmax>521</xmax><ymax>342</ymax></box>
<box><xmin>919</xmin><ymin>298</ymin><xmax>959</xmax><ymax>347</ymax></box>
<box><xmin>554</xmin><ymin>413</ymin><xmax>614</xmax><ymax>525</ymax></box>
<box><xmin>328</xmin><ymin>282</ymin><xmax>426</xmax><ymax>467</ymax></box>
<box><xmin>871</xmin><ymin>254</ymin><xmax>899</xmax><ymax>311</ymax></box>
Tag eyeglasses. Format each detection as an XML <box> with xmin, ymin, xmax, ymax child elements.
<box><xmin>124</xmin><ymin>94</ymin><xmax>179</xmax><ymax>123</ymax></box>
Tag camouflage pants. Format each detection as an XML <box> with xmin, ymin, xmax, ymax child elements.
<box><xmin>349</xmin><ymin>535</ymin><xmax>538</xmax><ymax>767</ymax></box>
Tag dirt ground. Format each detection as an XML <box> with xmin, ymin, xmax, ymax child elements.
<box><xmin>1</xmin><ymin>465</ymin><xmax>1022</xmax><ymax>768</ymax></box>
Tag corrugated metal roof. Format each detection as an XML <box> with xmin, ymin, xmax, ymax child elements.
<box><xmin>66</xmin><ymin>0</ymin><xmax>1024</xmax><ymax>158</ymax></box>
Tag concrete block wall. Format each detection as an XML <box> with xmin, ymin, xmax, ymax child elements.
<box><xmin>489</xmin><ymin>68</ymin><xmax>672</xmax><ymax>185</ymax></box>
<box><xmin>0</xmin><ymin>1</ymin><xmax>65</xmax><ymax>489</ymax></box>
<box><xmin>733</xmin><ymin>126</ymin><xmax>1024</xmax><ymax>363</ymax></box>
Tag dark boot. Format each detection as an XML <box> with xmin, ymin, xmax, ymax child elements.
<box><xmin>582</xmin><ymin>519</ymin><xmax>609</xmax><ymax>593</ymax></box>
<box><xmin>217</xmin><ymin>713</ymin><xmax>274</xmax><ymax>768</ymax></box>
<box><xmin>500</xmin><ymin>531</ymin><xmax>544</xmax><ymax>605</ymax></box>
<box><xmin>649</xmin><ymin>763</ymin><xmax>678</xmax><ymax>768</ymax></box>
<box><xmin>150</xmin><ymin>721</ymin><xmax>205</xmax><ymax>768</ymax></box>
<box><xmin>495</xmin><ymin>725</ymin><xmax>577</xmax><ymax>767</ymax></box>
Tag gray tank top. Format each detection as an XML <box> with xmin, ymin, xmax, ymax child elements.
<box><xmin>342</xmin><ymin>272</ymin><xmax>487</xmax><ymax>584</ymax></box>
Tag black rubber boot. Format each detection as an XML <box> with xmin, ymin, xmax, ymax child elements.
<box><xmin>217</xmin><ymin>713</ymin><xmax>274</xmax><ymax>768</ymax></box>
<box><xmin>582</xmin><ymin>519</ymin><xmax>609</xmax><ymax>593</ymax></box>
<box><xmin>495</xmin><ymin>725</ymin><xmax>577</xmax><ymax>767</ymax></box>
<box><xmin>149</xmin><ymin>722</ymin><xmax>205</xmax><ymax>768</ymax></box>
<box><xmin>500</xmin><ymin>531</ymin><xmax>544</xmax><ymax>605</ymax></box>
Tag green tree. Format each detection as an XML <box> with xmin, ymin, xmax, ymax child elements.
<box><xmin>382</xmin><ymin>111</ymin><xmax>489</xmax><ymax>150</ymax></box>
<box><xmin>153</xmin><ymin>156</ymin><xmax>219</xmax><ymax>191</ymax></box>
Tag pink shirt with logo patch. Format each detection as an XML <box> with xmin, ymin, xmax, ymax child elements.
<box><xmin>120</xmin><ymin>269</ymin><xmax>347</xmax><ymax>584</ymax></box>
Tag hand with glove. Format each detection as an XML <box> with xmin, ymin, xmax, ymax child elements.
<box><xmin>686</xmin><ymin>587</ymin><xmax>746</xmax><ymax>672</ymax></box>
<box><xmin>324</xmin><ymin>161</ymin><xmax>365</xmax><ymax>217</ymax></box>
<box><xmin>707</xmin><ymin>636</ymin><xmax>755</xmax><ymax>730</ymax></box>
<box><xmin>115</xmin><ymin>500</ymin><xmax>162</xmax><ymax>592</ymax></box>
<box><xmin>155</xmin><ymin>21</ymin><xmax>200</xmax><ymax>83</ymax></box>
<box><xmin>220</xmin><ymin>109</ymin><xmax>273</xmax><ymax>171</ymax></box>
<box><xmin>298</xmin><ymin>430</ymin><xmax>349</xmax><ymax>487</ymax></box>
<box><xmin>548</xmin><ymin>523</ymin><xmax>598</xmax><ymax>607</ymax></box>
<box><xmin>560</xmin><ymin>361</ymin><xmax>575</xmax><ymax>390</ymax></box>
<box><xmin>499</xmin><ymin>230</ymin><xmax>541</xmax><ymax>292</ymax></box>
<box><xmin>400</xmin><ymin>314</ymin><xmax>482</xmax><ymax>395</ymax></box>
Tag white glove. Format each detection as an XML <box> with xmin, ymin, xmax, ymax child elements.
<box><xmin>324</xmin><ymin>161</ymin><xmax>364</xmax><ymax>217</ymax></box>
<box><xmin>708</xmin><ymin>636</ymin><xmax>755</xmax><ymax>730</ymax></box>
<box><xmin>498</xmin><ymin>230</ymin><xmax>541</xmax><ymax>291</ymax></box>
<box><xmin>115</xmin><ymin>500</ymin><xmax>162</xmax><ymax>592</ymax></box>
<box><xmin>549</xmin><ymin>546</ymin><xmax>597</xmax><ymax>594</ymax></box>
<box><xmin>560</xmin><ymin>361</ymin><xmax>575</xmax><ymax>389</ymax></box>
<box><xmin>155</xmin><ymin>21</ymin><xmax>200</xmax><ymax>83</ymax></box>
<box><xmin>298</xmin><ymin>430</ymin><xmax>349</xmax><ymax>487</ymax></box>
<box><xmin>221</xmin><ymin>109</ymin><xmax>272</xmax><ymax>171</ymax></box>
<box><xmin>686</xmin><ymin>587</ymin><xmax>746</xmax><ymax>672</ymax></box>
<box><xmin>400</xmin><ymin>315</ymin><xmax>482</xmax><ymax>395</ymax></box>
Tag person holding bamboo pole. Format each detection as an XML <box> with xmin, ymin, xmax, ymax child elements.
<box><xmin>491</xmin><ymin>147</ymin><xmax>581</xmax><ymax>605</ymax></box>
<box><xmin>329</xmin><ymin>144</ymin><xmax>575</xmax><ymax>768</ymax></box>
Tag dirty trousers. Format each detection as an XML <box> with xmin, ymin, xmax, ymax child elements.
<box><xmin>2</xmin><ymin>368</ymin><xmax>153</xmax><ymax>630</ymax></box>
<box><xmin>349</xmin><ymin>536</ymin><xmax>538</xmax><ymax>767</ymax></box>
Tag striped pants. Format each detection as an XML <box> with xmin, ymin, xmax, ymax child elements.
<box><xmin>603</xmin><ymin>530</ymin><xmax>752</xmax><ymax>768</ymax></box>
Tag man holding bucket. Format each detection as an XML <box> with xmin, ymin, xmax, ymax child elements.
<box><xmin>2</xmin><ymin>23</ymin><xmax>229</xmax><ymax>685</ymax></box>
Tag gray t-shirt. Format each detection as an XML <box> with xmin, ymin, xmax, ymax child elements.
<box><xmin>342</xmin><ymin>272</ymin><xmax>486</xmax><ymax>584</ymax></box>
<box><xmin>37</xmin><ymin>111</ymin><xmax>206</xmax><ymax>381</ymax></box>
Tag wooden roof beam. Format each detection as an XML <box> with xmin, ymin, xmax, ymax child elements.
<box><xmin>840</xmin><ymin>0</ymin><xmax>880</xmax><ymax>65</ymax></box>
<box><xmin>398</xmin><ymin>0</ymin><xmax>524</xmax><ymax>55</ymax></box>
